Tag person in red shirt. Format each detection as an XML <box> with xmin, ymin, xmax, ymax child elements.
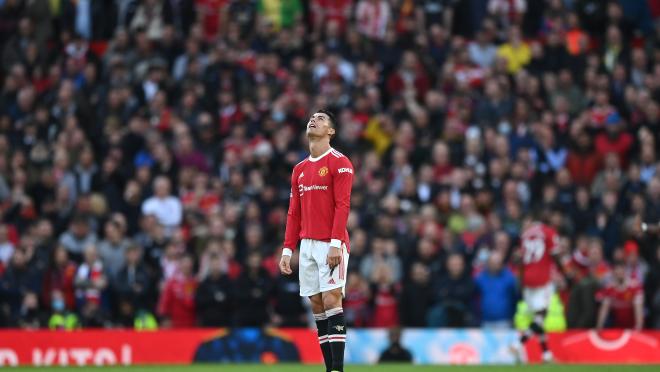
<box><xmin>279</xmin><ymin>110</ymin><xmax>354</xmax><ymax>372</ymax></box>
<box><xmin>158</xmin><ymin>254</ymin><xmax>198</xmax><ymax>328</ymax></box>
<box><xmin>311</xmin><ymin>0</ymin><xmax>352</xmax><ymax>35</ymax></box>
<box><xmin>596</xmin><ymin>260</ymin><xmax>644</xmax><ymax>330</ymax></box>
<box><xmin>512</xmin><ymin>216</ymin><xmax>562</xmax><ymax>363</ymax></box>
<box><xmin>594</xmin><ymin>112</ymin><xmax>634</xmax><ymax>168</ymax></box>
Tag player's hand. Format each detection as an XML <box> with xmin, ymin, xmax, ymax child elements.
<box><xmin>327</xmin><ymin>246</ymin><xmax>341</xmax><ymax>269</ymax></box>
<box><xmin>279</xmin><ymin>254</ymin><xmax>292</xmax><ymax>275</ymax></box>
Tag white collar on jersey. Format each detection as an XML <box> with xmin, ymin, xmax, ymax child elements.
<box><xmin>308</xmin><ymin>147</ymin><xmax>334</xmax><ymax>162</ymax></box>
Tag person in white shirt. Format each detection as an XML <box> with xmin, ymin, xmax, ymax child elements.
<box><xmin>141</xmin><ymin>176</ymin><xmax>182</xmax><ymax>236</ymax></box>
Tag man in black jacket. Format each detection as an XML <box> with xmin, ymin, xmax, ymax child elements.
<box><xmin>195</xmin><ymin>253</ymin><xmax>235</xmax><ymax>327</ymax></box>
<box><xmin>114</xmin><ymin>244</ymin><xmax>152</xmax><ymax>323</ymax></box>
<box><xmin>379</xmin><ymin>327</ymin><xmax>413</xmax><ymax>363</ymax></box>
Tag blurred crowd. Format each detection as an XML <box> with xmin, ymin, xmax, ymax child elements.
<box><xmin>0</xmin><ymin>0</ymin><xmax>660</xmax><ymax>330</ymax></box>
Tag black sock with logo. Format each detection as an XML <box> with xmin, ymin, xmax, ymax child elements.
<box><xmin>326</xmin><ymin>307</ymin><xmax>346</xmax><ymax>372</ymax></box>
<box><xmin>314</xmin><ymin>313</ymin><xmax>333</xmax><ymax>372</ymax></box>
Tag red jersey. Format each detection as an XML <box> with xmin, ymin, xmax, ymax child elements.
<box><xmin>157</xmin><ymin>275</ymin><xmax>198</xmax><ymax>328</ymax></box>
<box><xmin>596</xmin><ymin>279</ymin><xmax>643</xmax><ymax>328</ymax></box>
<box><xmin>283</xmin><ymin>148</ymin><xmax>353</xmax><ymax>252</ymax></box>
<box><xmin>520</xmin><ymin>223</ymin><xmax>560</xmax><ymax>288</ymax></box>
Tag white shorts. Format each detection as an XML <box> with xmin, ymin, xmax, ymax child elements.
<box><xmin>523</xmin><ymin>282</ymin><xmax>554</xmax><ymax>313</ymax></box>
<box><xmin>298</xmin><ymin>239</ymin><xmax>349</xmax><ymax>297</ymax></box>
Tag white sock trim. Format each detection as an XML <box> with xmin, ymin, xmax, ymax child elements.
<box><xmin>325</xmin><ymin>307</ymin><xmax>343</xmax><ymax>317</ymax></box>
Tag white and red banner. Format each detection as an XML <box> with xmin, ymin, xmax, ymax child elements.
<box><xmin>526</xmin><ymin>330</ymin><xmax>660</xmax><ymax>364</ymax></box>
<box><xmin>0</xmin><ymin>329</ymin><xmax>659</xmax><ymax>366</ymax></box>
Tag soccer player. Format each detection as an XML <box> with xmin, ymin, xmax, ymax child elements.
<box><xmin>279</xmin><ymin>110</ymin><xmax>353</xmax><ymax>372</ymax></box>
<box><xmin>512</xmin><ymin>216</ymin><xmax>562</xmax><ymax>363</ymax></box>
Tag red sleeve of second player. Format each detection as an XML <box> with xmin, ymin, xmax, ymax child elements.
<box><xmin>283</xmin><ymin>166</ymin><xmax>302</xmax><ymax>251</ymax></box>
<box><xmin>331</xmin><ymin>156</ymin><xmax>354</xmax><ymax>243</ymax></box>
<box><xmin>546</xmin><ymin>226</ymin><xmax>561</xmax><ymax>255</ymax></box>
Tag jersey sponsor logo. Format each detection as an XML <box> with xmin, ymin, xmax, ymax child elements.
<box><xmin>318</xmin><ymin>166</ymin><xmax>329</xmax><ymax>177</ymax></box>
<box><xmin>338</xmin><ymin>167</ymin><xmax>353</xmax><ymax>174</ymax></box>
<box><xmin>298</xmin><ymin>184</ymin><xmax>328</xmax><ymax>196</ymax></box>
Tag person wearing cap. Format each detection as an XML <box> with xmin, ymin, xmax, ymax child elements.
<box><xmin>594</xmin><ymin>111</ymin><xmax>634</xmax><ymax>168</ymax></box>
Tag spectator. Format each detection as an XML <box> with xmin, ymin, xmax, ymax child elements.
<box><xmin>58</xmin><ymin>215</ymin><xmax>98</xmax><ymax>262</ymax></box>
<box><xmin>566</xmin><ymin>237</ymin><xmax>601</xmax><ymax>328</ymax></box>
<box><xmin>257</xmin><ymin>0</ymin><xmax>302</xmax><ymax>31</ymax></box>
<box><xmin>594</xmin><ymin>112</ymin><xmax>633</xmax><ymax>168</ymax></box>
<box><xmin>0</xmin><ymin>224</ymin><xmax>14</xmax><ymax>266</ymax></box>
<box><xmin>475</xmin><ymin>251</ymin><xmax>517</xmax><ymax>328</ymax></box>
<box><xmin>98</xmin><ymin>217</ymin><xmax>131</xmax><ymax>279</ymax></box>
<box><xmin>428</xmin><ymin>253</ymin><xmax>475</xmax><ymax>327</ymax></box>
<box><xmin>158</xmin><ymin>254</ymin><xmax>197</xmax><ymax>328</ymax></box>
<box><xmin>234</xmin><ymin>251</ymin><xmax>272</xmax><ymax>327</ymax></box>
<box><xmin>195</xmin><ymin>252</ymin><xmax>235</xmax><ymax>327</ymax></box>
<box><xmin>469</xmin><ymin>29</ymin><xmax>498</xmax><ymax>69</ymax></box>
<box><xmin>18</xmin><ymin>291</ymin><xmax>45</xmax><ymax>329</ymax></box>
<box><xmin>370</xmin><ymin>262</ymin><xmax>400</xmax><ymax>327</ymax></box>
<box><xmin>48</xmin><ymin>290</ymin><xmax>79</xmax><ymax>330</ymax></box>
<box><xmin>42</xmin><ymin>246</ymin><xmax>77</xmax><ymax>312</ymax></box>
<box><xmin>74</xmin><ymin>245</ymin><xmax>108</xmax><ymax>327</ymax></box>
<box><xmin>379</xmin><ymin>327</ymin><xmax>413</xmax><ymax>363</ymax></box>
<box><xmin>0</xmin><ymin>249</ymin><xmax>41</xmax><ymax>326</ymax></box>
<box><xmin>496</xmin><ymin>26</ymin><xmax>531</xmax><ymax>74</ymax></box>
<box><xmin>644</xmin><ymin>246</ymin><xmax>660</xmax><ymax>328</ymax></box>
<box><xmin>596</xmin><ymin>260</ymin><xmax>644</xmax><ymax>330</ymax></box>
<box><xmin>355</xmin><ymin>0</ymin><xmax>390</xmax><ymax>41</ymax></box>
<box><xmin>399</xmin><ymin>262</ymin><xmax>433</xmax><ymax>327</ymax></box>
<box><xmin>114</xmin><ymin>245</ymin><xmax>152</xmax><ymax>324</ymax></box>
<box><xmin>343</xmin><ymin>272</ymin><xmax>371</xmax><ymax>327</ymax></box>
<box><xmin>272</xmin><ymin>252</ymin><xmax>307</xmax><ymax>327</ymax></box>
<box><xmin>141</xmin><ymin>176</ymin><xmax>183</xmax><ymax>235</ymax></box>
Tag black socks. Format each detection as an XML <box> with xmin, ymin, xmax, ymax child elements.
<box><xmin>326</xmin><ymin>307</ymin><xmax>346</xmax><ymax>372</ymax></box>
<box><xmin>520</xmin><ymin>320</ymin><xmax>548</xmax><ymax>352</ymax></box>
<box><xmin>314</xmin><ymin>313</ymin><xmax>333</xmax><ymax>372</ymax></box>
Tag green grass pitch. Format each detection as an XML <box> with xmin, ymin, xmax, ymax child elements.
<box><xmin>12</xmin><ymin>365</ymin><xmax>660</xmax><ymax>372</ymax></box>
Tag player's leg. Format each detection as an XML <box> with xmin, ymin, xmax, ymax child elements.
<box><xmin>322</xmin><ymin>288</ymin><xmax>345</xmax><ymax>372</ymax></box>
<box><xmin>299</xmin><ymin>240</ymin><xmax>330</xmax><ymax>370</ymax></box>
<box><xmin>525</xmin><ymin>284</ymin><xmax>554</xmax><ymax>362</ymax></box>
<box><xmin>309</xmin><ymin>293</ymin><xmax>332</xmax><ymax>372</ymax></box>
<box><xmin>318</xmin><ymin>245</ymin><xmax>349</xmax><ymax>372</ymax></box>
<box><xmin>530</xmin><ymin>309</ymin><xmax>552</xmax><ymax>361</ymax></box>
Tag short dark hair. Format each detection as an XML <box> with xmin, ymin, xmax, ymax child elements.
<box><xmin>316</xmin><ymin>109</ymin><xmax>337</xmax><ymax>128</ymax></box>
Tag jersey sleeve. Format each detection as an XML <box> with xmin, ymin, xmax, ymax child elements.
<box><xmin>330</xmin><ymin>156</ymin><xmax>354</xmax><ymax>248</ymax></box>
<box><xmin>283</xmin><ymin>166</ymin><xmax>302</xmax><ymax>251</ymax></box>
<box><xmin>547</xmin><ymin>226</ymin><xmax>561</xmax><ymax>255</ymax></box>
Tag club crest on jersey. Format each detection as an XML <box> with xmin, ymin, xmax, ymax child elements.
<box><xmin>318</xmin><ymin>166</ymin><xmax>329</xmax><ymax>177</ymax></box>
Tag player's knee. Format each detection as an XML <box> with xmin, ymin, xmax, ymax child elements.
<box><xmin>530</xmin><ymin>321</ymin><xmax>545</xmax><ymax>334</ymax></box>
<box><xmin>308</xmin><ymin>294</ymin><xmax>324</xmax><ymax>313</ymax></box>
<box><xmin>321</xmin><ymin>289</ymin><xmax>342</xmax><ymax>310</ymax></box>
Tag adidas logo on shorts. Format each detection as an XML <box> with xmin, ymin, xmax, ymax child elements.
<box><xmin>328</xmin><ymin>278</ymin><xmax>335</xmax><ymax>284</ymax></box>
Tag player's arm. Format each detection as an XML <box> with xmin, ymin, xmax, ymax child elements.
<box><xmin>549</xmin><ymin>231</ymin><xmax>569</xmax><ymax>279</ymax></box>
<box><xmin>280</xmin><ymin>168</ymin><xmax>301</xmax><ymax>275</ymax></box>
<box><xmin>633</xmin><ymin>289</ymin><xmax>644</xmax><ymax>330</ymax></box>
<box><xmin>596</xmin><ymin>297</ymin><xmax>610</xmax><ymax>330</ymax></box>
<box><xmin>327</xmin><ymin>157</ymin><xmax>354</xmax><ymax>269</ymax></box>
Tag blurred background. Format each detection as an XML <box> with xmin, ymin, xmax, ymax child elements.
<box><xmin>0</xmin><ymin>0</ymin><xmax>659</xmax><ymax>338</ymax></box>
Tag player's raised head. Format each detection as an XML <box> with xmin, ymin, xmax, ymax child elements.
<box><xmin>307</xmin><ymin>109</ymin><xmax>337</xmax><ymax>140</ymax></box>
